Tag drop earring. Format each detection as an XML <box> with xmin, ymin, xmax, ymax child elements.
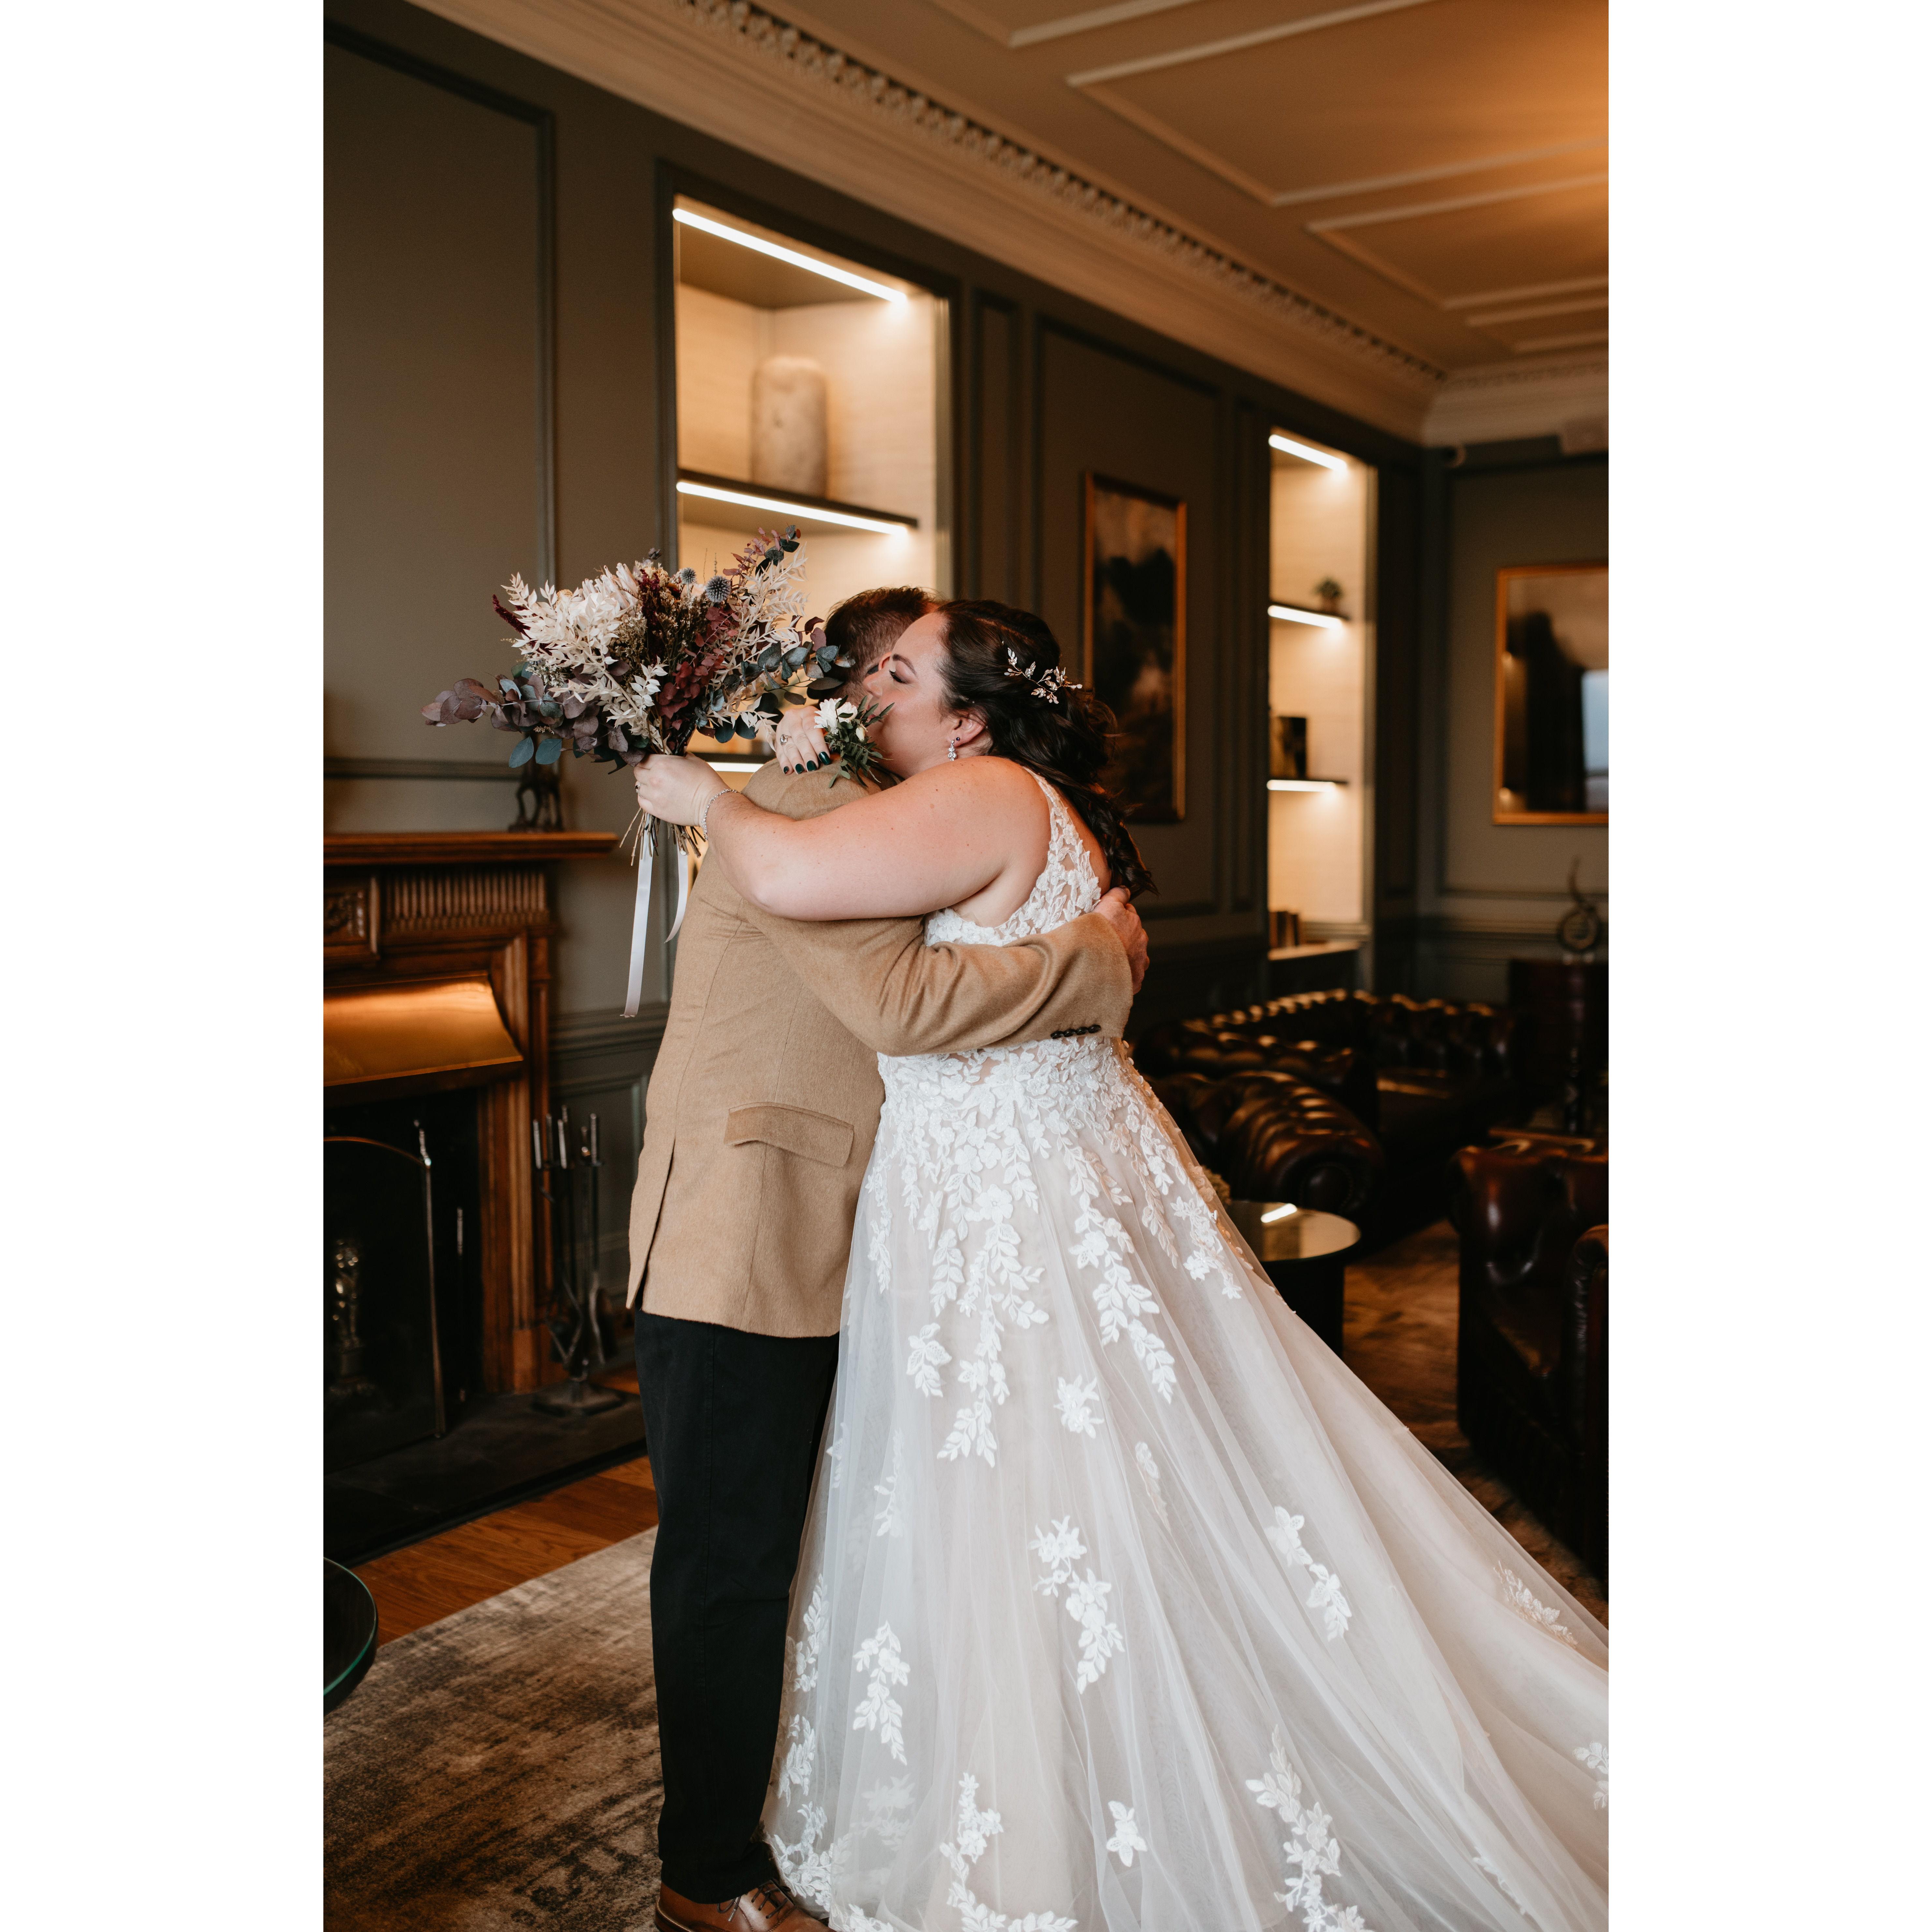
<box><xmin>947</xmin><ymin>733</ymin><xmax>959</xmax><ymax>762</ymax></box>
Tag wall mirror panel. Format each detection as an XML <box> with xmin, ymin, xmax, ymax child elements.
<box><xmin>1492</xmin><ymin>563</ymin><xmax>1608</xmax><ymax>825</ymax></box>
<box><xmin>672</xmin><ymin>196</ymin><xmax>947</xmax><ymax>767</ymax></box>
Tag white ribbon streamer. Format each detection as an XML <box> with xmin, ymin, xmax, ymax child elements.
<box><xmin>666</xmin><ymin>839</ymin><xmax>692</xmax><ymax>945</ymax></box>
<box><xmin>621</xmin><ymin>827</ymin><xmax>654</xmax><ymax>1020</ymax></box>
<box><xmin>621</xmin><ymin>825</ymin><xmax>692</xmax><ymax>1019</ymax></box>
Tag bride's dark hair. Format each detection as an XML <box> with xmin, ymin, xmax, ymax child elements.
<box><xmin>934</xmin><ymin>599</ymin><xmax>1156</xmax><ymax>900</ymax></box>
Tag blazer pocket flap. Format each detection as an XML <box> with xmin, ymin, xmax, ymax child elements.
<box><xmin>724</xmin><ymin>1103</ymin><xmax>855</xmax><ymax>1168</ymax></box>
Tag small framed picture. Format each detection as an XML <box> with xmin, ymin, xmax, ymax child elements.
<box><xmin>1084</xmin><ymin>474</ymin><xmax>1186</xmax><ymax>822</ymax></box>
<box><xmin>1270</xmin><ymin>715</ymin><xmax>1308</xmax><ymax>781</ymax></box>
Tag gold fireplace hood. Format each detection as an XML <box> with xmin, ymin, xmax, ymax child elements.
<box><xmin>324</xmin><ymin>974</ymin><xmax>524</xmax><ymax>1102</ymax></box>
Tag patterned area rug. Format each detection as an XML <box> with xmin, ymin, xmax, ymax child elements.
<box><xmin>325</xmin><ymin>1529</ymin><xmax>661</xmax><ymax>1930</ymax></box>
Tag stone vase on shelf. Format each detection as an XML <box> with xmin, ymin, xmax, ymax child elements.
<box><xmin>750</xmin><ymin>355</ymin><xmax>829</xmax><ymax>499</ymax></box>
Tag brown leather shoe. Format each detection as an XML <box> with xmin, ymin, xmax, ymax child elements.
<box><xmin>653</xmin><ymin>1875</ymin><xmax>827</xmax><ymax>1931</ymax></box>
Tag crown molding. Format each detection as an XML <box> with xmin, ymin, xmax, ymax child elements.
<box><xmin>409</xmin><ymin>0</ymin><xmax>1449</xmax><ymax>437</ymax></box>
<box><xmin>1422</xmin><ymin>353</ymin><xmax>1609</xmax><ymax>449</ymax></box>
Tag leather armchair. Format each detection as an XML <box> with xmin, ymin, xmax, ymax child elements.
<box><xmin>1447</xmin><ymin>1145</ymin><xmax>1608</xmax><ymax>1581</ymax></box>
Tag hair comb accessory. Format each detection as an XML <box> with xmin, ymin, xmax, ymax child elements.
<box><xmin>1004</xmin><ymin>644</ymin><xmax>1082</xmax><ymax>704</ymax></box>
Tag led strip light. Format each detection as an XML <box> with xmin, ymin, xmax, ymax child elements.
<box><xmin>673</xmin><ymin>207</ymin><xmax>906</xmax><ymax>303</ymax></box>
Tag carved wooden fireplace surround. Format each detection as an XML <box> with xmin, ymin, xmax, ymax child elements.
<box><xmin>324</xmin><ymin>830</ymin><xmax>617</xmax><ymax>1394</ymax></box>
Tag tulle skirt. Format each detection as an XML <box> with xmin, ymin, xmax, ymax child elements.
<box><xmin>765</xmin><ymin>1037</ymin><xmax>1607</xmax><ymax>1932</ymax></box>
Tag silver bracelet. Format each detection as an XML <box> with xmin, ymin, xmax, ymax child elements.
<box><xmin>698</xmin><ymin>785</ymin><xmax>734</xmax><ymax>841</ymax></box>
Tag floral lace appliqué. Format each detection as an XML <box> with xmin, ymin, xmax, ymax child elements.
<box><xmin>1471</xmin><ymin>1851</ymin><xmax>1530</xmax><ymax>1918</ymax></box>
<box><xmin>873</xmin><ymin>1431</ymin><xmax>906</xmax><ymax>1539</ymax></box>
<box><xmin>1497</xmin><ymin>1564</ymin><xmax>1578</xmax><ymax>1648</ymax></box>
<box><xmin>939</xmin><ymin>1773</ymin><xmax>1078</xmax><ymax>1932</ymax></box>
<box><xmin>1575</xmin><ymin>1739</ymin><xmax>1608</xmax><ymax>1808</ymax></box>
<box><xmin>852</xmin><ymin>1623</ymin><xmax>909</xmax><ymax>1763</ymax></box>
<box><xmin>1030</xmin><ymin>1515</ymin><xmax>1125</xmax><ymax>1692</ymax></box>
<box><xmin>794</xmin><ymin>1579</ymin><xmax>827</xmax><ymax>1691</ymax></box>
<box><xmin>1133</xmin><ymin>1441</ymin><xmax>1171</xmax><ymax>1526</ymax></box>
<box><xmin>1267</xmin><ymin>1505</ymin><xmax>1353</xmax><ymax>1641</ymax></box>
<box><xmin>1105</xmin><ymin>1800</ymin><xmax>1146</xmax><ymax>1867</ymax></box>
<box><xmin>1247</xmin><ymin>1727</ymin><xmax>1374</xmax><ymax>1931</ymax></box>
<box><xmin>1056</xmin><ymin>1374</ymin><xmax>1101</xmax><ymax>1436</ymax></box>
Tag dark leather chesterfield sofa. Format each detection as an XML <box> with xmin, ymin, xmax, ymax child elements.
<box><xmin>1135</xmin><ymin>991</ymin><xmax>1525</xmax><ymax>1237</ymax></box>
<box><xmin>1447</xmin><ymin>1144</ymin><xmax>1608</xmax><ymax>1581</ymax></box>
<box><xmin>1147</xmin><ymin>1069</ymin><xmax>1384</xmax><ymax>1220</ymax></box>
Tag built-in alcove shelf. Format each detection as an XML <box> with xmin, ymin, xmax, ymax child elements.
<box><xmin>677</xmin><ymin>467</ymin><xmax>919</xmax><ymax>534</ymax></box>
<box><xmin>1268</xmin><ymin>426</ymin><xmax>1372</xmax><ymax>937</ymax></box>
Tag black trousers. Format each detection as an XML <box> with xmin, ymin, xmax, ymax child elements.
<box><xmin>634</xmin><ymin>1310</ymin><xmax>840</xmax><ymax>1903</ymax></box>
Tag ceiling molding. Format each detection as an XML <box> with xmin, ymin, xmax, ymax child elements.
<box><xmin>925</xmin><ymin>0</ymin><xmax>1213</xmax><ymax>50</ymax></box>
<box><xmin>411</xmin><ymin>0</ymin><xmax>1451</xmax><ymax>436</ymax></box>
<box><xmin>1307</xmin><ymin>171</ymin><xmax>1610</xmax><ymax>348</ymax></box>
<box><xmin>1266</xmin><ymin>138</ymin><xmax>1606</xmax><ymax>212</ymax></box>
<box><xmin>1062</xmin><ymin>0</ymin><xmax>1440</xmax><ymax>86</ymax></box>
<box><xmin>1421</xmin><ymin>354</ymin><xmax>1608</xmax><ymax>448</ymax></box>
<box><xmin>1305</xmin><ymin>171</ymin><xmax>1610</xmax><ymax>236</ymax></box>
<box><xmin>1441</xmin><ymin>274</ymin><xmax>1606</xmax><ymax>311</ymax></box>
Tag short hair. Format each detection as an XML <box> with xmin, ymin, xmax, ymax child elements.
<box><xmin>823</xmin><ymin>586</ymin><xmax>937</xmax><ymax>674</ymax></box>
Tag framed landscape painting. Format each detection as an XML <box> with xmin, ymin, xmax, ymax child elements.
<box><xmin>1084</xmin><ymin>473</ymin><xmax>1185</xmax><ymax>822</ymax></box>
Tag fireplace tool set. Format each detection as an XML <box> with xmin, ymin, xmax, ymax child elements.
<box><xmin>531</xmin><ymin>1106</ymin><xmax>624</xmax><ymax>1417</ymax></box>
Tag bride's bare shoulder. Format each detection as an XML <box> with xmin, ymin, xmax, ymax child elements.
<box><xmin>898</xmin><ymin>755</ymin><xmax>1047</xmax><ymax>814</ymax></box>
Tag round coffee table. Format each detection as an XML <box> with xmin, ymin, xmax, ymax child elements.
<box><xmin>1226</xmin><ymin>1202</ymin><xmax>1360</xmax><ymax>1355</ymax></box>
<box><xmin>325</xmin><ymin>1559</ymin><xmax>379</xmax><ymax>1714</ymax></box>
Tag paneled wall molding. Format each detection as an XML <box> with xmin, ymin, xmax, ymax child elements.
<box><xmin>1421</xmin><ymin>353</ymin><xmax>1608</xmax><ymax>449</ymax></box>
<box><xmin>1412</xmin><ymin>913</ymin><xmax>1602</xmax><ymax>938</ymax></box>
<box><xmin>327</xmin><ymin>19</ymin><xmax>558</xmax><ymax>583</ymax></box>
<box><xmin>1438</xmin><ymin>880</ymin><xmax>1610</xmax><ymax>905</ymax></box>
<box><xmin>553</xmin><ymin>1003</ymin><xmax>671</xmax><ymax>1061</ymax></box>
<box><xmin>411</xmin><ymin>0</ymin><xmax>1448</xmax><ymax>437</ymax></box>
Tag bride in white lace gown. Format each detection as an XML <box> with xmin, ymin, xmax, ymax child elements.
<box><xmin>635</xmin><ymin>601</ymin><xmax>1607</xmax><ymax>1932</ymax></box>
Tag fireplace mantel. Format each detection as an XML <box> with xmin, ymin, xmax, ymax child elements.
<box><xmin>323</xmin><ymin>830</ymin><xmax>618</xmax><ymax>867</ymax></box>
<box><xmin>324</xmin><ymin>827</ymin><xmax>620</xmax><ymax>1394</ymax></box>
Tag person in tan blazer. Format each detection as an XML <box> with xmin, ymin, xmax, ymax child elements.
<box><xmin>626</xmin><ymin>589</ymin><xmax>1147</xmax><ymax>1932</ymax></box>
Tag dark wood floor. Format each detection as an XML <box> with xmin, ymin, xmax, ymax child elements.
<box><xmin>359</xmin><ymin>1222</ymin><xmax>1604</xmax><ymax>1644</ymax></box>
<box><xmin>1346</xmin><ymin>1220</ymin><xmax>1608</xmax><ymax>1624</ymax></box>
<box><xmin>357</xmin><ymin>1366</ymin><xmax>658</xmax><ymax>1644</ymax></box>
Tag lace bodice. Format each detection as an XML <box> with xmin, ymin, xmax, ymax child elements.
<box><xmin>924</xmin><ymin>771</ymin><xmax>1102</xmax><ymax>948</ymax></box>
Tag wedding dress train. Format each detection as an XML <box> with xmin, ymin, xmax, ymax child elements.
<box><xmin>764</xmin><ymin>777</ymin><xmax>1608</xmax><ymax>1931</ymax></box>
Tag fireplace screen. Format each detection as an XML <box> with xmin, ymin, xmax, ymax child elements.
<box><xmin>324</xmin><ymin>1128</ymin><xmax>446</xmax><ymax>1472</ymax></box>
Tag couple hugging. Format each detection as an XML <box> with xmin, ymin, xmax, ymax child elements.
<box><xmin>625</xmin><ymin>591</ymin><xmax>1608</xmax><ymax>1932</ymax></box>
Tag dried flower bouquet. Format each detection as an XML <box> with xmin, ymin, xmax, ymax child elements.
<box><xmin>421</xmin><ymin>527</ymin><xmax>886</xmax><ymax>1011</ymax></box>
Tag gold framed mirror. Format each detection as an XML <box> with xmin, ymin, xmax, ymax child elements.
<box><xmin>1493</xmin><ymin>562</ymin><xmax>1608</xmax><ymax>825</ymax></box>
